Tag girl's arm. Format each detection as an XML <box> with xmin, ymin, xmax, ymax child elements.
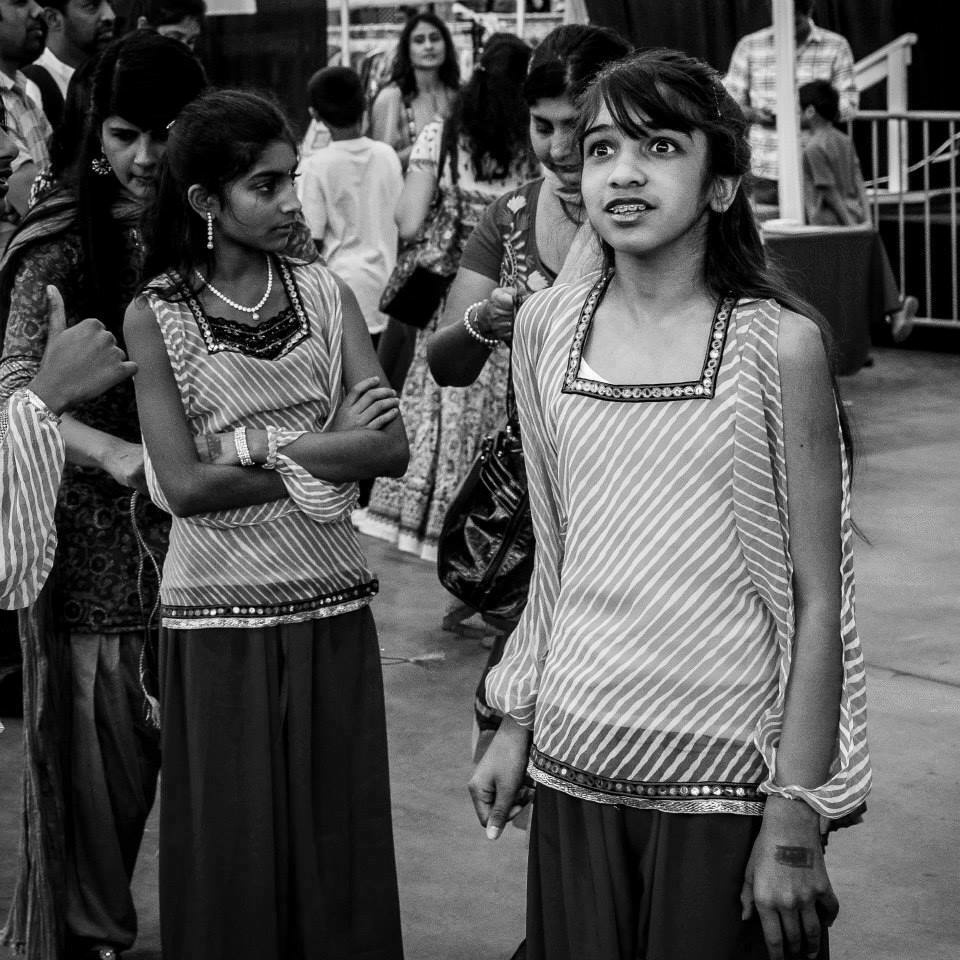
<box><xmin>742</xmin><ymin>311</ymin><xmax>843</xmax><ymax>960</ymax></box>
<box><xmin>268</xmin><ymin>277</ymin><xmax>409</xmax><ymax>480</ymax></box>
<box><xmin>395</xmin><ymin>166</ymin><xmax>436</xmax><ymax>241</ymax></box>
<box><xmin>428</xmin><ymin>269</ymin><xmax>516</xmax><ymax>386</ymax></box>
<box><xmin>124</xmin><ymin>296</ymin><xmax>287</xmax><ymax>517</ymax></box>
<box><xmin>369</xmin><ymin>85</ymin><xmax>402</xmax><ymax>152</ymax></box>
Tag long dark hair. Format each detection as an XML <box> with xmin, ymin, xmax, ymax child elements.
<box><xmin>577</xmin><ymin>49</ymin><xmax>855</xmax><ymax>462</ymax></box>
<box><xmin>441</xmin><ymin>33</ymin><xmax>534</xmax><ymax>182</ymax></box>
<box><xmin>524</xmin><ymin>24</ymin><xmax>631</xmax><ymax>106</ymax></box>
<box><xmin>142</xmin><ymin>88</ymin><xmax>302</xmax><ymax>295</ymax></box>
<box><xmin>389</xmin><ymin>12</ymin><xmax>460</xmax><ymax>99</ymax></box>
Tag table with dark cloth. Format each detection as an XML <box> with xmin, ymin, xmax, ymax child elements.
<box><xmin>762</xmin><ymin>223</ymin><xmax>890</xmax><ymax>376</ymax></box>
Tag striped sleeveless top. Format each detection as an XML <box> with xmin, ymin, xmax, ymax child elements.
<box><xmin>486</xmin><ymin>272</ymin><xmax>871</xmax><ymax>821</ymax></box>
<box><xmin>142</xmin><ymin>258</ymin><xmax>376</xmax><ymax>629</ymax></box>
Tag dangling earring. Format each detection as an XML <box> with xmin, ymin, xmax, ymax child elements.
<box><xmin>90</xmin><ymin>151</ymin><xmax>112</xmax><ymax>176</ymax></box>
<box><xmin>206</xmin><ymin>211</ymin><xmax>214</xmax><ymax>251</ymax></box>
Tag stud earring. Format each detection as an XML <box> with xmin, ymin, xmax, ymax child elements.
<box><xmin>206</xmin><ymin>211</ymin><xmax>214</xmax><ymax>251</ymax></box>
<box><xmin>90</xmin><ymin>152</ymin><xmax>112</xmax><ymax>176</ymax></box>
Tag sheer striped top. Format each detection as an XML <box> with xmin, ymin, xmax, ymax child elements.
<box><xmin>0</xmin><ymin>389</ymin><xmax>64</xmax><ymax>609</ymax></box>
<box><xmin>142</xmin><ymin>258</ymin><xmax>376</xmax><ymax>629</ymax></box>
<box><xmin>486</xmin><ymin>273</ymin><xmax>871</xmax><ymax>820</ymax></box>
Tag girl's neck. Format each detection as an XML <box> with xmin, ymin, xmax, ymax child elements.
<box><xmin>414</xmin><ymin>68</ymin><xmax>442</xmax><ymax>94</ymax></box>
<box><xmin>206</xmin><ymin>242</ymin><xmax>268</xmax><ymax>283</ymax></box>
<box><xmin>609</xmin><ymin>246</ymin><xmax>711</xmax><ymax>324</ymax></box>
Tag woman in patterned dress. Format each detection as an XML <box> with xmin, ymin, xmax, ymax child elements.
<box><xmin>428</xmin><ymin>23</ymin><xmax>631</xmax><ymax>738</ymax></box>
<box><xmin>125</xmin><ymin>89</ymin><xmax>407</xmax><ymax>960</ymax></box>
<box><xmin>470</xmin><ymin>50</ymin><xmax>871</xmax><ymax>960</ymax></box>
<box><xmin>0</xmin><ymin>33</ymin><xmax>205</xmax><ymax>960</ymax></box>
<box><xmin>355</xmin><ymin>34</ymin><xmax>538</xmax><ymax>569</ymax></box>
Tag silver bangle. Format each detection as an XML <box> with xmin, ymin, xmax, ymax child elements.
<box><xmin>233</xmin><ymin>426</ymin><xmax>254</xmax><ymax>466</ymax></box>
<box><xmin>462</xmin><ymin>301</ymin><xmax>499</xmax><ymax>349</ymax></box>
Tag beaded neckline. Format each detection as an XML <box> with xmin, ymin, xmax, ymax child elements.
<box><xmin>561</xmin><ymin>270</ymin><xmax>736</xmax><ymax>403</ymax></box>
<box><xmin>183</xmin><ymin>258</ymin><xmax>310</xmax><ymax>361</ymax></box>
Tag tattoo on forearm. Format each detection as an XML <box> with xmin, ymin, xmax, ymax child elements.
<box><xmin>775</xmin><ymin>845</ymin><xmax>815</xmax><ymax>868</ymax></box>
<box><xmin>206</xmin><ymin>434</ymin><xmax>221</xmax><ymax>462</ymax></box>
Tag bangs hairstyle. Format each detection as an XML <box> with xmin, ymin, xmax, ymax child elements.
<box><xmin>577</xmin><ymin>48</ymin><xmax>854</xmax><ymax>467</ymax></box>
<box><xmin>76</xmin><ymin>32</ymin><xmax>206</xmax><ymax>333</ymax></box>
<box><xmin>523</xmin><ymin>24</ymin><xmax>631</xmax><ymax>106</ymax></box>
<box><xmin>142</xmin><ymin>88</ymin><xmax>304</xmax><ymax>296</ymax></box>
<box><xmin>578</xmin><ymin>49</ymin><xmax>773</xmax><ymax>303</ymax></box>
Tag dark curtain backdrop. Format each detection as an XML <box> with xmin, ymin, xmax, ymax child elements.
<box><xmin>584</xmin><ymin>0</ymin><xmax>949</xmax><ymax>110</ymax></box>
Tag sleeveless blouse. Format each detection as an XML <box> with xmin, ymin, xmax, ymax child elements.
<box><xmin>487</xmin><ymin>273</ymin><xmax>871</xmax><ymax>822</ymax></box>
<box><xmin>143</xmin><ymin>258</ymin><xmax>376</xmax><ymax>629</ymax></box>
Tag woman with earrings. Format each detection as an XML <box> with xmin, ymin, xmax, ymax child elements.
<box><xmin>124</xmin><ymin>88</ymin><xmax>407</xmax><ymax>960</ymax></box>
<box><xmin>0</xmin><ymin>32</ymin><xmax>206</xmax><ymax>960</ymax></box>
<box><xmin>369</xmin><ymin>10</ymin><xmax>460</xmax><ymax>171</ymax></box>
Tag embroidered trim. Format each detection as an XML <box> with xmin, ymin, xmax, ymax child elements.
<box><xmin>529</xmin><ymin>765</ymin><xmax>765</xmax><ymax>816</ymax></box>
<box><xmin>561</xmin><ymin>271</ymin><xmax>736</xmax><ymax>402</ymax></box>
<box><xmin>182</xmin><ymin>259</ymin><xmax>310</xmax><ymax>360</ymax></box>
<box><xmin>530</xmin><ymin>745</ymin><xmax>765</xmax><ymax>813</ymax></box>
<box><xmin>160</xmin><ymin>578</ymin><xmax>378</xmax><ymax>627</ymax></box>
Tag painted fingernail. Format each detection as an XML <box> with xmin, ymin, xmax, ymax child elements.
<box><xmin>486</xmin><ymin>824</ymin><xmax>501</xmax><ymax>840</ymax></box>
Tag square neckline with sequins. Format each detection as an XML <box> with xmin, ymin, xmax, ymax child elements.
<box><xmin>561</xmin><ymin>270</ymin><xmax>736</xmax><ymax>403</ymax></box>
<box><xmin>182</xmin><ymin>257</ymin><xmax>310</xmax><ymax>360</ymax></box>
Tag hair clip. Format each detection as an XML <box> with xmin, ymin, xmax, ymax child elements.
<box><xmin>166</xmin><ymin>119</ymin><xmax>176</xmax><ymax>130</ymax></box>
<box><xmin>712</xmin><ymin>84</ymin><xmax>724</xmax><ymax>120</ymax></box>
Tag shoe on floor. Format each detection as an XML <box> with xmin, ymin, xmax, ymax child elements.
<box><xmin>891</xmin><ymin>295</ymin><xmax>918</xmax><ymax>343</ymax></box>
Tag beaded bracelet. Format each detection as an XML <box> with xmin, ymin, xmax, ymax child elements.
<box><xmin>233</xmin><ymin>425</ymin><xmax>254</xmax><ymax>466</ymax></box>
<box><xmin>262</xmin><ymin>425</ymin><xmax>279</xmax><ymax>470</ymax></box>
<box><xmin>462</xmin><ymin>301</ymin><xmax>500</xmax><ymax>349</ymax></box>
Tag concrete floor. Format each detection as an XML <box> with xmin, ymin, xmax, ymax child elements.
<box><xmin>1</xmin><ymin>345</ymin><xmax>958</xmax><ymax>959</ymax></box>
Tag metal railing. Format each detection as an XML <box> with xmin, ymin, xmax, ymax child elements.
<box><xmin>851</xmin><ymin>110</ymin><xmax>960</xmax><ymax>329</ymax></box>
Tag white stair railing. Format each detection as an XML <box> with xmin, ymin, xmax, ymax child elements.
<box><xmin>854</xmin><ymin>33</ymin><xmax>918</xmax><ymax>193</ymax></box>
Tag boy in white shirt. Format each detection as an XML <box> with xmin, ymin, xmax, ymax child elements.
<box><xmin>297</xmin><ymin>66</ymin><xmax>403</xmax><ymax>344</ymax></box>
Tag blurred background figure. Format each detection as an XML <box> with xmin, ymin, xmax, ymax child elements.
<box><xmin>0</xmin><ymin>0</ymin><xmax>51</xmax><ymax>218</ymax></box>
<box><xmin>123</xmin><ymin>0</ymin><xmax>205</xmax><ymax>50</ymax></box>
<box><xmin>723</xmin><ymin>0</ymin><xmax>857</xmax><ymax>208</ymax></box>
<box><xmin>368</xmin><ymin>10</ymin><xmax>459</xmax><ymax>171</ymax></box>
<box><xmin>24</xmin><ymin>0</ymin><xmax>115</xmax><ymax>129</ymax></box>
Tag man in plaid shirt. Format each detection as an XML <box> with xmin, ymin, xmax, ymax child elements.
<box><xmin>723</xmin><ymin>0</ymin><xmax>857</xmax><ymax>206</ymax></box>
<box><xmin>0</xmin><ymin>0</ymin><xmax>52</xmax><ymax>218</ymax></box>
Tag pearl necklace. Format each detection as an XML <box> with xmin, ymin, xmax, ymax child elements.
<box><xmin>195</xmin><ymin>256</ymin><xmax>273</xmax><ymax>322</ymax></box>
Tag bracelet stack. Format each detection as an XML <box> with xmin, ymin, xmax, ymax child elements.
<box><xmin>262</xmin><ymin>425</ymin><xmax>279</xmax><ymax>470</ymax></box>
<box><xmin>233</xmin><ymin>425</ymin><xmax>254</xmax><ymax>466</ymax></box>
<box><xmin>463</xmin><ymin>301</ymin><xmax>500</xmax><ymax>349</ymax></box>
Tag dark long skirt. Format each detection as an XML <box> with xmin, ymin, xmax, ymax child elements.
<box><xmin>2</xmin><ymin>575</ymin><xmax>160</xmax><ymax>960</ymax></box>
<box><xmin>159</xmin><ymin>606</ymin><xmax>403</xmax><ymax>960</ymax></box>
<box><xmin>527</xmin><ymin>786</ymin><xmax>830</xmax><ymax>960</ymax></box>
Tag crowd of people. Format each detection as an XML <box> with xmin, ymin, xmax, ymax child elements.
<box><xmin>0</xmin><ymin>4</ymin><xmax>875</xmax><ymax>960</ymax></box>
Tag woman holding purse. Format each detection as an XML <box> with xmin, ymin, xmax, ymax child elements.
<box><xmin>427</xmin><ymin>24</ymin><xmax>631</xmax><ymax>729</ymax></box>
<box><xmin>355</xmin><ymin>35</ymin><xmax>537</xmax><ymax>586</ymax></box>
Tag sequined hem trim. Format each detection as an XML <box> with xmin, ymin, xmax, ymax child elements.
<box><xmin>160</xmin><ymin>579</ymin><xmax>378</xmax><ymax>629</ymax></box>
<box><xmin>162</xmin><ymin>595</ymin><xmax>372</xmax><ymax>629</ymax></box>
<box><xmin>529</xmin><ymin>765</ymin><xmax>765</xmax><ymax>816</ymax></box>
<box><xmin>561</xmin><ymin>271</ymin><xmax>736</xmax><ymax>402</ymax></box>
<box><xmin>529</xmin><ymin>746</ymin><xmax>765</xmax><ymax>815</ymax></box>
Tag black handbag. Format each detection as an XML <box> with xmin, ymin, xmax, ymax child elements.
<box><xmin>437</xmin><ymin>372</ymin><xmax>534</xmax><ymax>622</ymax></box>
<box><xmin>380</xmin><ymin>136</ymin><xmax>465</xmax><ymax>329</ymax></box>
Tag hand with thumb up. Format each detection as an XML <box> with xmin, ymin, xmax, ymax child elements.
<box><xmin>28</xmin><ymin>285</ymin><xmax>138</xmax><ymax>415</ymax></box>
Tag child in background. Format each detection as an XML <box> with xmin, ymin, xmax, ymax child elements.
<box><xmin>799</xmin><ymin>79</ymin><xmax>869</xmax><ymax>227</ymax></box>
<box><xmin>799</xmin><ymin>79</ymin><xmax>917</xmax><ymax>342</ymax></box>
<box><xmin>298</xmin><ymin>66</ymin><xmax>404</xmax><ymax>346</ymax></box>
